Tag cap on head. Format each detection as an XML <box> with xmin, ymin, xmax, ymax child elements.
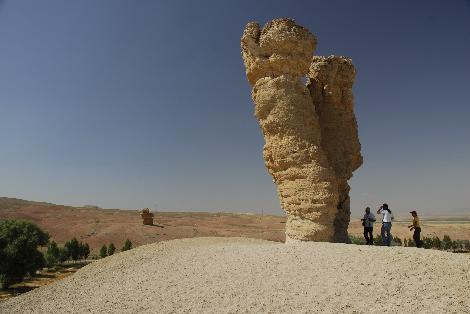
<box><xmin>410</xmin><ymin>210</ymin><xmax>417</xmax><ymax>215</ymax></box>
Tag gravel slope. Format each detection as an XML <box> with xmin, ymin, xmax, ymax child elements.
<box><xmin>1</xmin><ymin>237</ymin><xmax>469</xmax><ymax>313</ymax></box>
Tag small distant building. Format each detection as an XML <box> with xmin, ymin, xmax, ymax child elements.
<box><xmin>141</xmin><ymin>208</ymin><xmax>154</xmax><ymax>225</ymax></box>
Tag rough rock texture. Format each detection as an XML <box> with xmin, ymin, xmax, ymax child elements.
<box><xmin>241</xmin><ymin>18</ymin><xmax>362</xmax><ymax>241</ymax></box>
<box><xmin>308</xmin><ymin>56</ymin><xmax>363</xmax><ymax>242</ymax></box>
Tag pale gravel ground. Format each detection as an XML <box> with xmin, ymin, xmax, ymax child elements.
<box><xmin>1</xmin><ymin>237</ymin><xmax>469</xmax><ymax>314</ymax></box>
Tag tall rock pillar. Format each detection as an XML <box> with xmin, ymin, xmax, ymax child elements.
<box><xmin>241</xmin><ymin>18</ymin><xmax>340</xmax><ymax>241</ymax></box>
<box><xmin>307</xmin><ymin>56</ymin><xmax>363</xmax><ymax>242</ymax></box>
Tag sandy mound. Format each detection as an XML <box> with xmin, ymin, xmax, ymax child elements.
<box><xmin>1</xmin><ymin>237</ymin><xmax>469</xmax><ymax>313</ymax></box>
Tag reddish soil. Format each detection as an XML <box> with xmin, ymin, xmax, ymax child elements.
<box><xmin>0</xmin><ymin>198</ymin><xmax>286</xmax><ymax>254</ymax></box>
<box><xmin>1</xmin><ymin>197</ymin><xmax>468</xmax><ymax>254</ymax></box>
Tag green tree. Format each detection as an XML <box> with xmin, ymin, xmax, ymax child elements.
<box><xmin>58</xmin><ymin>247</ymin><xmax>69</xmax><ymax>262</ymax></box>
<box><xmin>64</xmin><ymin>238</ymin><xmax>80</xmax><ymax>260</ymax></box>
<box><xmin>0</xmin><ymin>220</ymin><xmax>49</xmax><ymax>288</ymax></box>
<box><xmin>442</xmin><ymin>235</ymin><xmax>452</xmax><ymax>250</ymax></box>
<box><xmin>78</xmin><ymin>242</ymin><xmax>90</xmax><ymax>260</ymax></box>
<box><xmin>122</xmin><ymin>239</ymin><xmax>132</xmax><ymax>251</ymax></box>
<box><xmin>99</xmin><ymin>245</ymin><xmax>108</xmax><ymax>258</ymax></box>
<box><xmin>45</xmin><ymin>241</ymin><xmax>60</xmax><ymax>266</ymax></box>
<box><xmin>107</xmin><ymin>243</ymin><xmax>116</xmax><ymax>256</ymax></box>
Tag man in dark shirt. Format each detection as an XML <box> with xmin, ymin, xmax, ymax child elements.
<box><xmin>361</xmin><ymin>207</ymin><xmax>376</xmax><ymax>245</ymax></box>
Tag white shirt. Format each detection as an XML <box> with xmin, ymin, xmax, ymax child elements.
<box><xmin>363</xmin><ymin>213</ymin><xmax>376</xmax><ymax>228</ymax></box>
<box><xmin>379</xmin><ymin>209</ymin><xmax>393</xmax><ymax>223</ymax></box>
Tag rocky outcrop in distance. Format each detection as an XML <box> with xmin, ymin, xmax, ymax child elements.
<box><xmin>241</xmin><ymin>18</ymin><xmax>362</xmax><ymax>242</ymax></box>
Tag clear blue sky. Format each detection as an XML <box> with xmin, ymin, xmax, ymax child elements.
<box><xmin>1</xmin><ymin>0</ymin><xmax>469</xmax><ymax>216</ymax></box>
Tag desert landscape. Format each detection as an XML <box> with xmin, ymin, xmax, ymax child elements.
<box><xmin>1</xmin><ymin>2</ymin><xmax>470</xmax><ymax>313</ymax></box>
<box><xmin>1</xmin><ymin>237</ymin><xmax>469</xmax><ymax>313</ymax></box>
<box><xmin>1</xmin><ymin>197</ymin><xmax>469</xmax><ymax>255</ymax></box>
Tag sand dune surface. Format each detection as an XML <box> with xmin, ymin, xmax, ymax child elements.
<box><xmin>1</xmin><ymin>237</ymin><xmax>469</xmax><ymax>314</ymax></box>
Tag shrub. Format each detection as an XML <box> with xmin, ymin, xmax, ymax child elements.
<box><xmin>392</xmin><ymin>236</ymin><xmax>402</xmax><ymax>246</ymax></box>
<box><xmin>442</xmin><ymin>235</ymin><xmax>452</xmax><ymax>250</ymax></box>
<box><xmin>464</xmin><ymin>240</ymin><xmax>470</xmax><ymax>251</ymax></box>
<box><xmin>107</xmin><ymin>243</ymin><xmax>116</xmax><ymax>256</ymax></box>
<box><xmin>99</xmin><ymin>245</ymin><xmax>107</xmax><ymax>258</ymax></box>
<box><xmin>0</xmin><ymin>219</ymin><xmax>49</xmax><ymax>288</ymax></box>
<box><xmin>122</xmin><ymin>239</ymin><xmax>132</xmax><ymax>251</ymax></box>
<box><xmin>422</xmin><ymin>237</ymin><xmax>432</xmax><ymax>249</ymax></box>
<box><xmin>373</xmin><ymin>234</ymin><xmax>382</xmax><ymax>246</ymax></box>
<box><xmin>432</xmin><ymin>236</ymin><xmax>442</xmax><ymax>249</ymax></box>
<box><xmin>348</xmin><ymin>235</ymin><xmax>366</xmax><ymax>245</ymax></box>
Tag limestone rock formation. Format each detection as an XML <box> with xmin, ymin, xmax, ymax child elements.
<box><xmin>241</xmin><ymin>18</ymin><xmax>362</xmax><ymax>242</ymax></box>
<box><xmin>141</xmin><ymin>208</ymin><xmax>154</xmax><ymax>226</ymax></box>
<box><xmin>307</xmin><ymin>56</ymin><xmax>363</xmax><ymax>242</ymax></box>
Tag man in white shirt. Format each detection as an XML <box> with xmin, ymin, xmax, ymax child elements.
<box><xmin>377</xmin><ymin>203</ymin><xmax>394</xmax><ymax>246</ymax></box>
<box><xmin>361</xmin><ymin>207</ymin><xmax>376</xmax><ymax>245</ymax></box>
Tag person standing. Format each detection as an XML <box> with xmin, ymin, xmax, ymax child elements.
<box><xmin>377</xmin><ymin>203</ymin><xmax>394</xmax><ymax>246</ymax></box>
<box><xmin>408</xmin><ymin>210</ymin><xmax>423</xmax><ymax>248</ymax></box>
<box><xmin>361</xmin><ymin>207</ymin><xmax>376</xmax><ymax>245</ymax></box>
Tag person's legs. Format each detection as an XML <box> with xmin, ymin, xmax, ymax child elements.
<box><xmin>381</xmin><ymin>224</ymin><xmax>386</xmax><ymax>245</ymax></box>
<box><xmin>387</xmin><ymin>223</ymin><xmax>392</xmax><ymax>246</ymax></box>
<box><xmin>363</xmin><ymin>227</ymin><xmax>369</xmax><ymax>244</ymax></box>
<box><xmin>414</xmin><ymin>227</ymin><xmax>422</xmax><ymax>248</ymax></box>
<box><xmin>369</xmin><ymin>227</ymin><xmax>374</xmax><ymax>245</ymax></box>
<box><xmin>384</xmin><ymin>222</ymin><xmax>392</xmax><ymax>246</ymax></box>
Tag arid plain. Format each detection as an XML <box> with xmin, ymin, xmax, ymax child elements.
<box><xmin>1</xmin><ymin>197</ymin><xmax>469</xmax><ymax>254</ymax></box>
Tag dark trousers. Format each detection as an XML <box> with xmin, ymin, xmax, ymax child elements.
<box><xmin>413</xmin><ymin>227</ymin><xmax>422</xmax><ymax>248</ymax></box>
<box><xmin>363</xmin><ymin>227</ymin><xmax>373</xmax><ymax>245</ymax></box>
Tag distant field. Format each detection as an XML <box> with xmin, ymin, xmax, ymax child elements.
<box><xmin>0</xmin><ymin>197</ymin><xmax>286</xmax><ymax>253</ymax></box>
<box><xmin>1</xmin><ymin>197</ymin><xmax>469</xmax><ymax>254</ymax></box>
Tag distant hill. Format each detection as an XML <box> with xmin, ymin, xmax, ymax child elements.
<box><xmin>1</xmin><ymin>197</ymin><xmax>469</xmax><ymax>254</ymax></box>
<box><xmin>0</xmin><ymin>197</ymin><xmax>286</xmax><ymax>254</ymax></box>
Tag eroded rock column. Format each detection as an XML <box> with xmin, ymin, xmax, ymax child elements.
<box><xmin>241</xmin><ymin>19</ymin><xmax>340</xmax><ymax>241</ymax></box>
<box><xmin>307</xmin><ymin>56</ymin><xmax>363</xmax><ymax>242</ymax></box>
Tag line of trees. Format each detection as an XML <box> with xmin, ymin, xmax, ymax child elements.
<box><xmin>98</xmin><ymin>239</ymin><xmax>133</xmax><ymax>258</ymax></box>
<box><xmin>44</xmin><ymin>238</ymin><xmax>90</xmax><ymax>266</ymax></box>
<box><xmin>1</xmin><ymin>219</ymin><xmax>134</xmax><ymax>289</ymax></box>
<box><xmin>349</xmin><ymin>233</ymin><xmax>470</xmax><ymax>251</ymax></box>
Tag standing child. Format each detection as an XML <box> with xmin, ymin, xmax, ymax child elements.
<box><xmin>408</xmin><ymin>210</ymin><xmax>423</xmax><ymax>248</ymax></box>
